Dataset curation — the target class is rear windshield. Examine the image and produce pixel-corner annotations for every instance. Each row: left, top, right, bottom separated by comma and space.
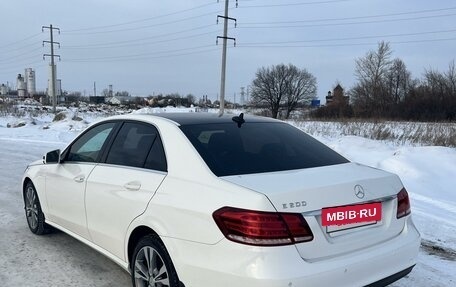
180, 122, 348, 176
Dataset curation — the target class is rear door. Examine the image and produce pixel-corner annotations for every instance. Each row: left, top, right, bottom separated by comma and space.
85, 121, 167, 260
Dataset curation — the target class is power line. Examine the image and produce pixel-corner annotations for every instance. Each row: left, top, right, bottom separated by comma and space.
63, 2, 217, 33
61, 25, 216, 48
240, 28, 456, 45
0, 60, 46, 71
236, 37, 456, 48
61, 30, 219, 50
0, 61, 47, 76
64, 25, 216, 48
0, 46, 43, 62
242, 6, 456, 25
0, 53, 43, 66
239, 13, 456, 29
64, 45, 214, 62
63, 47, 220, 63
62, 11, 221, 35
239, 0, 356, 8
0, 33, 41, 50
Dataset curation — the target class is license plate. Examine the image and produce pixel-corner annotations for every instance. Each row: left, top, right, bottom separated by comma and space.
321, 202, 382, 227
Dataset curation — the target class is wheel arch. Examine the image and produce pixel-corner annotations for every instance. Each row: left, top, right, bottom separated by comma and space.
127, 225, 160, 268
127, 225, 186, 287
23, 177, 32, 190
22, 177, 33, 201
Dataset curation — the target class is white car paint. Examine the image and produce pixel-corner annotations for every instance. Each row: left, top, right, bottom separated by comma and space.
22, 113, 420, 287
44, 162, 96, 240
85, 164, 166, 260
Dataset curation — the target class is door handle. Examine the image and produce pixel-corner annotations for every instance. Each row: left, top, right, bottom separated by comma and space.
74, 175, 85, 183
124, 181, 141, 191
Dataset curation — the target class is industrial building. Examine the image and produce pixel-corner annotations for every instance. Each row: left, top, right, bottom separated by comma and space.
16, 74, 27, 98
25, 68, 36, 97
1, 68, 37, 100
0, 67, 61, 104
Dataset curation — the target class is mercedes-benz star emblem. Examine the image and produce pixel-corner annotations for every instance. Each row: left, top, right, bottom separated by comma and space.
354, 185, 365, 199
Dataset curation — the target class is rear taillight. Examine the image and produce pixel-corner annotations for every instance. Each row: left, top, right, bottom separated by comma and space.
213, 207, 313, 246
396, 188, 411, 219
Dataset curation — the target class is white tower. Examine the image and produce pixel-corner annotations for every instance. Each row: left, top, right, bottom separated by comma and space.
25, 68, 36, 97
16, 74, 27, 98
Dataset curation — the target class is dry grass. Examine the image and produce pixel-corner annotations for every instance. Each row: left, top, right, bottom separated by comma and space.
292, 120, 456, 147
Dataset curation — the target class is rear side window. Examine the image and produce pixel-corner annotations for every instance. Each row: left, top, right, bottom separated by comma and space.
106, 122, 167, 171
181, 122, 348, 176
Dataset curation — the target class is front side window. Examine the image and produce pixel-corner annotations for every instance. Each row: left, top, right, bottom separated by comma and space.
67, 122, 116, 163
105, 122, 167, 171
181, 122, 349, 176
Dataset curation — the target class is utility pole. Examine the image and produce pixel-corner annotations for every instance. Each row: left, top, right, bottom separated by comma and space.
94, 81, 97, 97
42, 24, 60, 114
217, 0, 238, 116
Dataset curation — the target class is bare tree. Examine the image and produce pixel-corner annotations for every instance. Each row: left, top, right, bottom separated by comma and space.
251, 64, 289, 118
387, 58, 411, 105
251, 64, 317, 118
353, 41, 393, 114
186, 94, 196, 106
355, 41, 392, 87
445, 60, 456, 95
114, 91, 130, 98
284, 66, 317, 118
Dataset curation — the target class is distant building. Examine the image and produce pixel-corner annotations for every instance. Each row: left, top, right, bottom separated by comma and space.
25, 68, 36, 97
16, 74, 27, 98
0, 84, 8, 96
326, 84, 349, 105
106, 96, 121, 105
89, 96, 106, 104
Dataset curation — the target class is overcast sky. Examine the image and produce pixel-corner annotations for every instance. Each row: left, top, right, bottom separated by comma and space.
1, 0, 455, 102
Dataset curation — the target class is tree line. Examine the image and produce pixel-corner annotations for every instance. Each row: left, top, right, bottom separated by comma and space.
313, 41, 456, 121
250, 41, 456, 121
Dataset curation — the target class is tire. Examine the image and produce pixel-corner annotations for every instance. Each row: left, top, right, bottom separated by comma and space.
24, 181, 52, 235
131, 234, 180, 287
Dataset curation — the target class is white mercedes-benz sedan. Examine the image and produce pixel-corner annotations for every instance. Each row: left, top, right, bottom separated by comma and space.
22, 113, 420, 287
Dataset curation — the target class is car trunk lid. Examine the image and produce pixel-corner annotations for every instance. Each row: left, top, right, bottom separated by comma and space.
222, 162, 405, 261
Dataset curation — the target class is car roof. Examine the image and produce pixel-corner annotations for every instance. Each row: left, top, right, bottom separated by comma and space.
133, 112, 279, 126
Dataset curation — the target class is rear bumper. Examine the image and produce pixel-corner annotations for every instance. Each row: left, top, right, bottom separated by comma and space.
163, 217, 420, 287
365, 265, 414, 287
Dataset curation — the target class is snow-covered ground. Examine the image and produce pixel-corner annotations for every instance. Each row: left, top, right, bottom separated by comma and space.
0, 107, 455, 286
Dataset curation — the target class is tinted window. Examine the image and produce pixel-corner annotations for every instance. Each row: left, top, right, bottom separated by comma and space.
67, 123, 115, 163
181, 122, 348, 176
144, 136, 167, 172
106, 123, 157, 168
106, 123, 166, 171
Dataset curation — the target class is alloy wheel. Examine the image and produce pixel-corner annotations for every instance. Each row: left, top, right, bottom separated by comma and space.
134, 246, 170, 287
25, 186, 38, 230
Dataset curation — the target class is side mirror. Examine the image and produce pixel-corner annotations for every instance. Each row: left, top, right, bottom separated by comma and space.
43, 149, 61, 164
